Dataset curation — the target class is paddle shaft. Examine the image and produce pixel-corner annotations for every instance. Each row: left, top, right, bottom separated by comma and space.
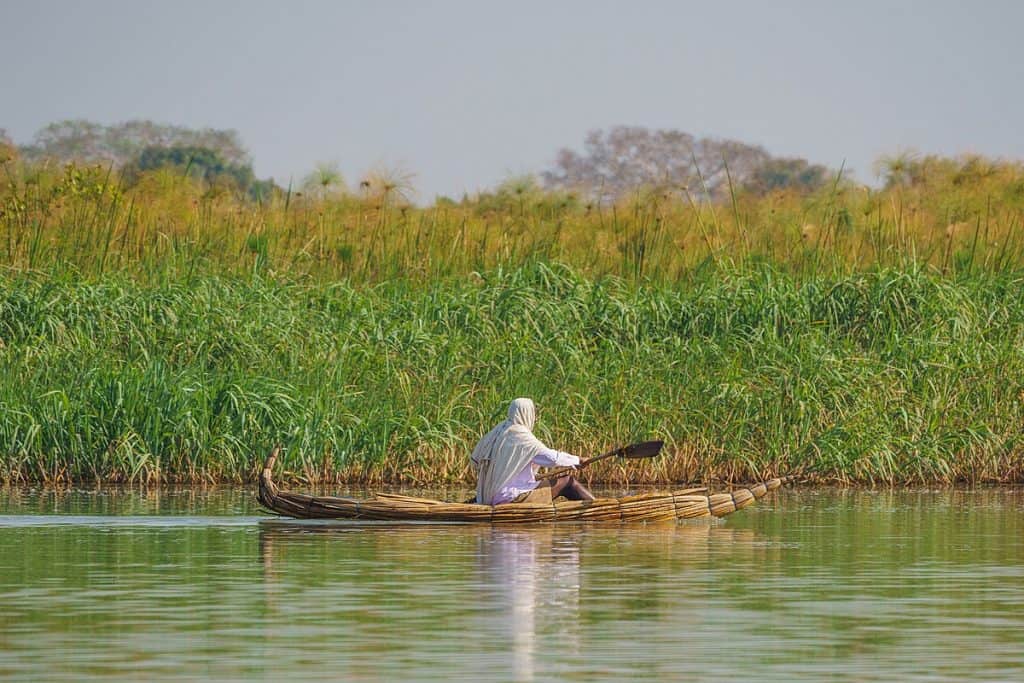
544, 446, 638, 480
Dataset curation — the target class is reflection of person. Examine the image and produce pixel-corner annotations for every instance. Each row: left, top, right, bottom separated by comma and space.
470, 398, 596, 505
481, 528, 582, 682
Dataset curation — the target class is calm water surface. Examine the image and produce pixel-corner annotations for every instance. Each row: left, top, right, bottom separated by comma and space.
0, 487, 1021, 682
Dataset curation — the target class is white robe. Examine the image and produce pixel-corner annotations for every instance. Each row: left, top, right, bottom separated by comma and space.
470, 398, 576, 505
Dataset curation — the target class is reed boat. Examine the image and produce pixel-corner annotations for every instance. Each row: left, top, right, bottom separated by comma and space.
257, 449, 792, 523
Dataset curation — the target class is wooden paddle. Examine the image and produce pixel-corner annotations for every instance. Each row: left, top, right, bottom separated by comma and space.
543, 439, 665, 480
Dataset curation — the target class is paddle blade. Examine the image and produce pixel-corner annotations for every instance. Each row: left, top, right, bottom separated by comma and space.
619, 440, 664, 459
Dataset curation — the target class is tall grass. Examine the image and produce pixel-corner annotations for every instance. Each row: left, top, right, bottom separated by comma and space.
3, 155, 1024, 283
0, 262, 1021, 485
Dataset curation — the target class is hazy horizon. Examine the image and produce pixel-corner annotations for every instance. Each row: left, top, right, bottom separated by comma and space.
4, 0, 1023, 199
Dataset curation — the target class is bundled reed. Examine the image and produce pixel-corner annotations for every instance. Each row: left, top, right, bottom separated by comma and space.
257, 449, 791, 524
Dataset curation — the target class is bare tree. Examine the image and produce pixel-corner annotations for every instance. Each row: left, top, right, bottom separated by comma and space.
542, 126, 828, 201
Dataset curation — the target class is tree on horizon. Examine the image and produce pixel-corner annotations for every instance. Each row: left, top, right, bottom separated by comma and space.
16, 119, 250, 168
542, 125, 832, 201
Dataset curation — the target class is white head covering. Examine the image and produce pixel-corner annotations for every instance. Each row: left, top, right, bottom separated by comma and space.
470, 398, 548, 504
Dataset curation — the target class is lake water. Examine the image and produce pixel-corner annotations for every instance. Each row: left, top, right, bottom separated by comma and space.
0, 488, 1022, 682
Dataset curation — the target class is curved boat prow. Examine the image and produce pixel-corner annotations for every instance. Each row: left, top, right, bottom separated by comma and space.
258, 446, 281, 511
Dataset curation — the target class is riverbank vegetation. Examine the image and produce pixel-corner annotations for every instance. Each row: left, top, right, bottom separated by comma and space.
1, 130, 1023, 485
1, 264, 1021, 486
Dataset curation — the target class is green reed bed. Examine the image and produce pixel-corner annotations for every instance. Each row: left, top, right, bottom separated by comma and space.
0, 262, 1021, 485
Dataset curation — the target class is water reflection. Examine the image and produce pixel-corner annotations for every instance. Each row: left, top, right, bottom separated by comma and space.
257, 522, 587, 681
476, 528, 580, 681
1, 489, 1022, 682
255, 521, 761, 682
471, 524, 763, 681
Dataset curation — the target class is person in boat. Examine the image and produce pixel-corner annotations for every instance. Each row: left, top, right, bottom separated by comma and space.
470, 398, 596, 505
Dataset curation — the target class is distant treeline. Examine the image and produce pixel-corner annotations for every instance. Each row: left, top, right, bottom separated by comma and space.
1, 121, 274, 201
3, 119, 839, 204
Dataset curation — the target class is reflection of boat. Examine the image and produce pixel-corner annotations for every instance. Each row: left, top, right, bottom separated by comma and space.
257, 449, 792, 523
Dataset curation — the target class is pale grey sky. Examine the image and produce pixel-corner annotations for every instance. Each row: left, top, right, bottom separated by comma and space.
3, 0, 1023, 199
